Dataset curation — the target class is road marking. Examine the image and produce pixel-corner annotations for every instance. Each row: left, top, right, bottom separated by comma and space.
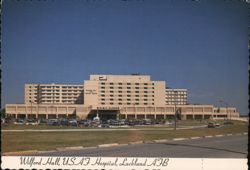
243, 132, 248, 135
190, 137, 201, 139
215, 135, 224, 137
226, 134, 233, 136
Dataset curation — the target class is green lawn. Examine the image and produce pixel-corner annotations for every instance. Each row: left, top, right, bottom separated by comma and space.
1, 121, 248, 153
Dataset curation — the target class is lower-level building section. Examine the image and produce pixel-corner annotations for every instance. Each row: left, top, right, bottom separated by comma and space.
5, 104, 240, 120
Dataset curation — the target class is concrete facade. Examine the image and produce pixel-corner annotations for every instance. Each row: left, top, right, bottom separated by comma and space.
5, 74, 240, 120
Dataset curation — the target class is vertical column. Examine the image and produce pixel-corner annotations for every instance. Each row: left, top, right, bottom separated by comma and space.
66, 107, 69, 118
202, 114, 205, 119
25, 114, 28, 119
154, 114, 157, 119
135, 114, 137, 119
125, 114, 127, 119
192, 114, 195, 120
46, 114, 48, 119
164, 114, 166, 119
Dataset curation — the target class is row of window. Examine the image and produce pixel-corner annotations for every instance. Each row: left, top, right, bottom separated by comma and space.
100, 94, 154, 97
100, 86, 154, 89
100, 98, 154, 101
100, 82, 154, 86
100, 90, 154, 94
100, 102, 155, 105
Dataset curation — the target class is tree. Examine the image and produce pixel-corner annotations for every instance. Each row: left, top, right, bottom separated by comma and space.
1, 108, 6, 118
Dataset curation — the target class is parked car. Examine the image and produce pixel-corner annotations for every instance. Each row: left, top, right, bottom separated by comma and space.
101, 123, 110, 128
14, 119, 25, 125
59, 119, 69, 126
26, 119, 38, 125
38, 119, 48, 125
78, 119, 90, 127
47, 119, 60, 126
1, 118, 5, 124
68, 119, 78, 126
208, 122, 220, 128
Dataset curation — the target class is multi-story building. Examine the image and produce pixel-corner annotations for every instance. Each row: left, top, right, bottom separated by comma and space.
165, 88, 187, 105
84, 74, 165, 107
24, 84, 83, 104
5, 74, 240, 120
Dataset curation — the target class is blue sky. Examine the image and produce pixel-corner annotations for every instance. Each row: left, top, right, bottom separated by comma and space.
2, 0, 249, 115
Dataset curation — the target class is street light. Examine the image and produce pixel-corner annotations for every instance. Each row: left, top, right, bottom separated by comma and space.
219, 100, 230, 120
174, 93, 177, 130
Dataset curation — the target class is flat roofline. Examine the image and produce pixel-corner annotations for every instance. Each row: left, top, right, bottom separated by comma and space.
25, 84, 83, 86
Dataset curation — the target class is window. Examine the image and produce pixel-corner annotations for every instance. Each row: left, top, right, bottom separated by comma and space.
135, 87, 139, 89
101, 87, 105, 89
144, 87, 148, 89
118, 87, 122, 89
118, 83, 122, 85
110, 83, 114, 85
118, 91, 122, 93
127, 83, 131, 85
127, 87, 131, 89
110, 95, 114, 97
101, 90, 105, 93
127, 91, 131, 93
127, 95, 131, 97
144, 83, 148, 85
135, 83, 139, 85
135, 91, 139, 93
110, 87, 114, 89
118, 98, 122, 101
118, 103, 122, 105
118, 95, 122, 97
110, 91, 114, 93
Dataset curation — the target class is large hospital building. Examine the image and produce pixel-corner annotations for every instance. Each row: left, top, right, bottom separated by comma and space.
6, 74, 240, 120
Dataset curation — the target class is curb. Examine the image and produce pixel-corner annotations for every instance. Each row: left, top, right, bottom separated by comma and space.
190, 137, 201, 140
143, 140, 155, 144
204, 135, 213, 138
3, 150, 38, 156
129, 141, 143, 145
98, 143, 119, 148
173, 138, 187, 141
153, 139, 168, 143
3, 132, 247, 155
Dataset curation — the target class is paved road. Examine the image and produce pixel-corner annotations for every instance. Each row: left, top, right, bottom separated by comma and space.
33, 134, 248, 158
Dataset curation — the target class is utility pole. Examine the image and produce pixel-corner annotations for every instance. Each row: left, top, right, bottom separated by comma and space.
174, 92, 177, 130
